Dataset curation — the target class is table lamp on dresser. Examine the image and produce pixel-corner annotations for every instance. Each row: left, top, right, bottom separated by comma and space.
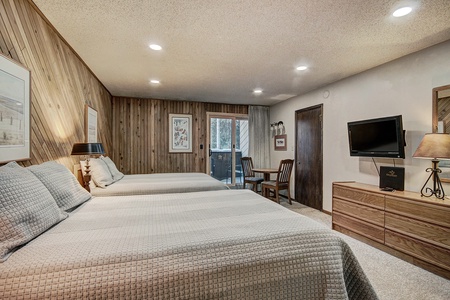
413, 133, 450, 199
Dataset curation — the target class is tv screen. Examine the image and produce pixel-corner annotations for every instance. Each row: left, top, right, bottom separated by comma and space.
348, 115, 405, 158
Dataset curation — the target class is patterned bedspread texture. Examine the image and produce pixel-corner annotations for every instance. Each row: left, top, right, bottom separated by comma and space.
91, 173, 229, 196
0, 190, 377, 299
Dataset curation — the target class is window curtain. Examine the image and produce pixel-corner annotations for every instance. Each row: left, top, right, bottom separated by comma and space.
249, 105, 270, 169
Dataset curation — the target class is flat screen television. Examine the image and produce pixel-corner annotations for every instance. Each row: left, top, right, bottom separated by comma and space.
347, 115, 405, 158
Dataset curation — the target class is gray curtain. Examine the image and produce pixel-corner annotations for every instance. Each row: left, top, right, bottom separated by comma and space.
249, 105, 270, 168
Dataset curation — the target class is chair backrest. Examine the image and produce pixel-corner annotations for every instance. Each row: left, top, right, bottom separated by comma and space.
276, 159, 294, 185
241, 157, 255, 177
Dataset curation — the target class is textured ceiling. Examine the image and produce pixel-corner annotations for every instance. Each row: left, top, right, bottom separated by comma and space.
32, 0, 450, 106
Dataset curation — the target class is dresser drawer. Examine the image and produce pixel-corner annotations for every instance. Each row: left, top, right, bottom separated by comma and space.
333, 185, 384, 209
385, 212, 450, 249
385, 196, 450, 227
333, 211, 385, 243
333, 197, 384, 227
385, 230, 450, 272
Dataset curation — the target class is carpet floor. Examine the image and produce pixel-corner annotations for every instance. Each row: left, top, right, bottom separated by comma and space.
280, 199, 450, 300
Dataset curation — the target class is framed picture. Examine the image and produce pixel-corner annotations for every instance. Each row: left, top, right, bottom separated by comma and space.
169, 114, 192, 153
274, 134, 287, 151
0, 54, 31, 163
85, 104, 98, 142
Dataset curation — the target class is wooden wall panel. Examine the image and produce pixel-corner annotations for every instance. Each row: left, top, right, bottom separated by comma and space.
0, 0, 112, 169
112, 97, 248, 174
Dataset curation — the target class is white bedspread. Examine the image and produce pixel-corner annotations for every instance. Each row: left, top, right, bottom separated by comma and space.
91, 172, 229, 196
0, 190, 377, 299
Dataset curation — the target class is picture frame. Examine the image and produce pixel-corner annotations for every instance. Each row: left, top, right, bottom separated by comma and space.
0, 54, 31, 163
274, 134, 287, 151
85, 104, 98, 143
169, 114, 192, 153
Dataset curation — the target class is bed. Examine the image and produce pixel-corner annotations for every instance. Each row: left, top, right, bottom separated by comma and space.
76, 156, 229, 196
1, 161, 377, 299
89, 172, 229, 196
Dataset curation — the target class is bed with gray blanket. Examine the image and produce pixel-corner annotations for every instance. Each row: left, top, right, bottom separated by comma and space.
89, 172, 229, 196
0, 188, 378, 299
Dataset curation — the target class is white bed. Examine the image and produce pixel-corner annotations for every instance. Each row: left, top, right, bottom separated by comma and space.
89, 172, 229, 196
0, 188, 378, 299
76, 157, 229, 196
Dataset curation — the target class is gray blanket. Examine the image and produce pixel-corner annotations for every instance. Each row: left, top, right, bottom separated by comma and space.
91, 172, 229, 196
0, 190, 377, 299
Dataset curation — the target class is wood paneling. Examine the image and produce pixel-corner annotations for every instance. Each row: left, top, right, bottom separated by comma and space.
112, 97, 248, 174
0, 0, 112, 169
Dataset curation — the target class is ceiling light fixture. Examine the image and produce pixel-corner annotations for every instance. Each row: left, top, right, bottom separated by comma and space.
149, 44, 162, 51
253, 89, 263, 94
150, 80, 160, 84
393, 7, 412, 17
296, 66, 308, 71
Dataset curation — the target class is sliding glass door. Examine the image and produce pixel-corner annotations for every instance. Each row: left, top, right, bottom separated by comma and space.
207, 113, 248, 187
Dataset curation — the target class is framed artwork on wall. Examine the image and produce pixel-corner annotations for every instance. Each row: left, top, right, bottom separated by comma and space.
85, 104, 98, 143
274, 134, 287, 151
169, 114, 192, 153
0, 54, 31, 163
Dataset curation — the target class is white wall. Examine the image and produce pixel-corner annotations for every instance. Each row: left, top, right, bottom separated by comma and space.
270, 40, 450, 212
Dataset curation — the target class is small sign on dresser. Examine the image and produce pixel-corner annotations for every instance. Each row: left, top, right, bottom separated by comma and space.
379, 166, 405, 191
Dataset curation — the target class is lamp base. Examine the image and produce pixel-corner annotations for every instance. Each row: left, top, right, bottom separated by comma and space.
420, 160, 445, 200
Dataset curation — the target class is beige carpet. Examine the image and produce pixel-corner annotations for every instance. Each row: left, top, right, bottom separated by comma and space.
280, 199, 450, 300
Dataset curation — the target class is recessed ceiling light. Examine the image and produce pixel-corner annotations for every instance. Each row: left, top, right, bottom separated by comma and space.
393, 7, 412, 17
253, 89, 263, 94
150, 79, 160, 84
296, 65, 308, 71
149, 44, 162, 51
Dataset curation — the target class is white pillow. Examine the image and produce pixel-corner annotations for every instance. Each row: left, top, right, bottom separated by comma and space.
81, 158, 114, 188
28, 161, 91, 211
0, 164, 68, 262
100, 156, 124, 181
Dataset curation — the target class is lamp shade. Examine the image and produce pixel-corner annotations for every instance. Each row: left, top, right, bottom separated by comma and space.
413, 133, 450, 160
71, 143, 105, 155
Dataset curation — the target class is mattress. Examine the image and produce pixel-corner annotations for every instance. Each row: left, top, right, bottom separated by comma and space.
0, 189, 377, 299
90, 172, 229, 196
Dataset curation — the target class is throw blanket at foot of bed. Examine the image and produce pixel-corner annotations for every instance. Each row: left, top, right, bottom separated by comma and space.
0, 190, 378, 299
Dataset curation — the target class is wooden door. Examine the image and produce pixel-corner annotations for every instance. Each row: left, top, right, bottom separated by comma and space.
295, 105, 323, 210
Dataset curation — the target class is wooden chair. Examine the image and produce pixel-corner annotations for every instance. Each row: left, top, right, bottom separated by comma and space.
241, 157, 264, 193
262, 159, 294, 204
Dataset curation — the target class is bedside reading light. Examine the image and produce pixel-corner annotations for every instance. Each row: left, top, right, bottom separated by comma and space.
413, 133, 450, 199
71, 143, 104, 191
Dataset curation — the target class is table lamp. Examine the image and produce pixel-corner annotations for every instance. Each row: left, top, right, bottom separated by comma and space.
71, 143, 104, 191
413, 133, 450, 199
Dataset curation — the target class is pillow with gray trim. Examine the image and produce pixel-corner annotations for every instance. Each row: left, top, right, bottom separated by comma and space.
28, 161, 91, 211
0, 165, 68, 262
100, 156, 124, 181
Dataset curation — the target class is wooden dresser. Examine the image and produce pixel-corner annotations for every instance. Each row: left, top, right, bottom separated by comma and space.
332, 181, 450, 279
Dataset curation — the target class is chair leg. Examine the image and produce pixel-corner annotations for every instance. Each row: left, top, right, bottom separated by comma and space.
287, 187, 292, 205
275, 189, 280, 204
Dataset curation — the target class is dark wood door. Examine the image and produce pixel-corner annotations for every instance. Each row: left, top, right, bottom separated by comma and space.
295, 105, 323, 210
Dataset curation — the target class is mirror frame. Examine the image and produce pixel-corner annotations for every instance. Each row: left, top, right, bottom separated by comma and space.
432, 84, 450, 183
432, 84, 450, 133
